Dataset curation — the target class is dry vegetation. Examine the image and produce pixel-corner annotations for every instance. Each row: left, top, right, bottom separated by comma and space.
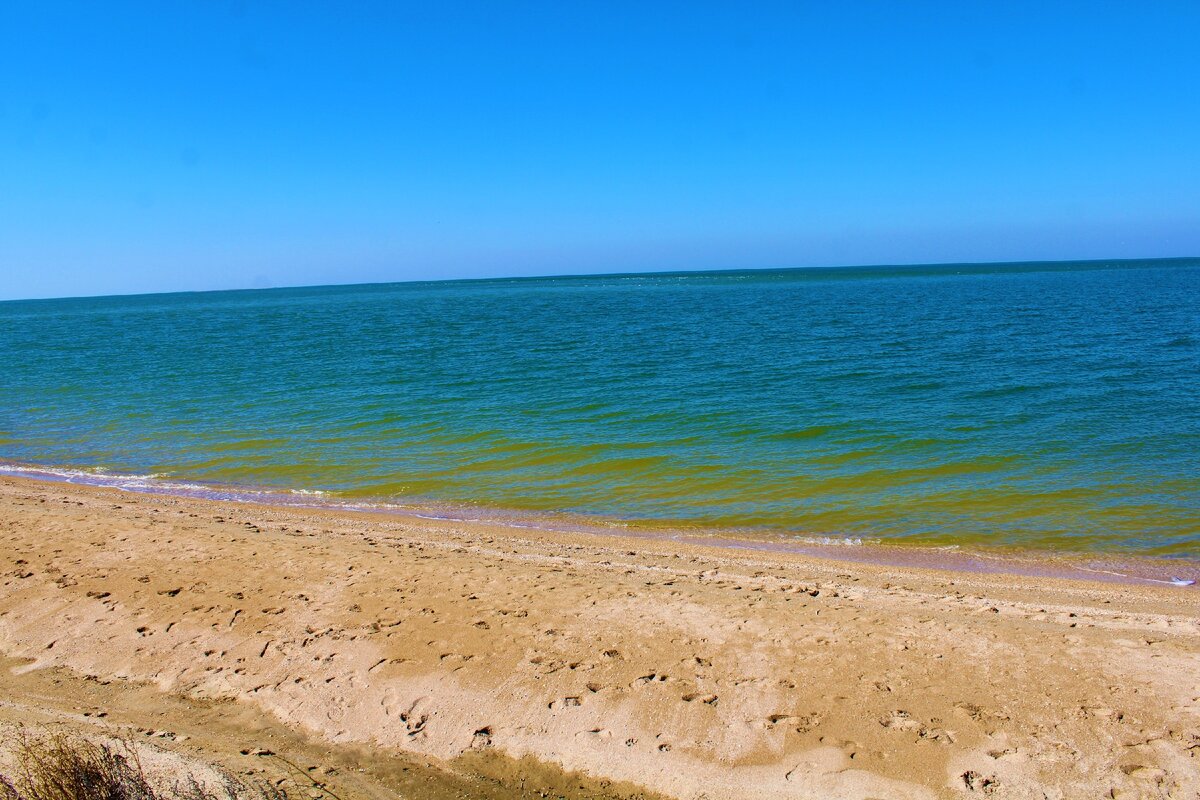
0, 733, 289, 800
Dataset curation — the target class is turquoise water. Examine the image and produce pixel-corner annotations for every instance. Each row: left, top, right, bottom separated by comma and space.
2, 259, 1198, 556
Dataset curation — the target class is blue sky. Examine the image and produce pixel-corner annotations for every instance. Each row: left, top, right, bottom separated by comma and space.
2, 2, 1198, 300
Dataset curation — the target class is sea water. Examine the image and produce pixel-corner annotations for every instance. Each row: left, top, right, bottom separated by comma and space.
2, 259, 1197, 556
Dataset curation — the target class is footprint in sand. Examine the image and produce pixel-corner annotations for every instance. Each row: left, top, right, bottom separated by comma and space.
681, 693, 718, 705
879, 710, 923, 731
631, 672, 669, 688
471, 726, 493, 749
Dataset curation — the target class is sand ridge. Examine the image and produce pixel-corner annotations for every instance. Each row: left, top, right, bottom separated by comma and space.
1, 476, 1198, 799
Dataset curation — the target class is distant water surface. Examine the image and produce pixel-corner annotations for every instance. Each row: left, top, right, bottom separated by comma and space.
2, 259, 1198, 556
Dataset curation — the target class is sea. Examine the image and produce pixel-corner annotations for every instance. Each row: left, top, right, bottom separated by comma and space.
2, 258, 1198, 566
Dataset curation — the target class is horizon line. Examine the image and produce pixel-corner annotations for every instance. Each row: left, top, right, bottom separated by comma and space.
3, 253, 1197, 305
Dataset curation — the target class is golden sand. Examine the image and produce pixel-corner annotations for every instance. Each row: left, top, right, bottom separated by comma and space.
1, 476, 1197, 799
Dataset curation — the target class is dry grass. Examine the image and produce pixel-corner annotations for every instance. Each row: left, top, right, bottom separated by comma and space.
0, 733, 289, 800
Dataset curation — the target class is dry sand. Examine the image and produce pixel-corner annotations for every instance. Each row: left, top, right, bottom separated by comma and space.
0, 475, 1197, 799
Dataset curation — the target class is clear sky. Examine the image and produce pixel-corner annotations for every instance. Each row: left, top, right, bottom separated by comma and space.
2, 2, 1198, 300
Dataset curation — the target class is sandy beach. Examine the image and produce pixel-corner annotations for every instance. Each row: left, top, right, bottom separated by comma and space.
1, 475, 1197, 799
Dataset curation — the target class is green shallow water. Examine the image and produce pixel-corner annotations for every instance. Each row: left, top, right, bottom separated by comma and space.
2, 258, 1198, 556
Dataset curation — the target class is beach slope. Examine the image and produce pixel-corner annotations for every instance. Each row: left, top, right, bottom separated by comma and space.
1, 476, 1197, 799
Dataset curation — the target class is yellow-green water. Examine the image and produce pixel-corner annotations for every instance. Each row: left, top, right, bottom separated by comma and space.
2, 259, 1198, 557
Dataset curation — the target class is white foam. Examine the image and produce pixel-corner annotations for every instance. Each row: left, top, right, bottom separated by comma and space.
1, 462, 235, 497
795, 535, 866, 546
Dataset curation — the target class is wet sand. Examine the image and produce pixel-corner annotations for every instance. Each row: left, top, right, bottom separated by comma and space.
1, 475, 1198, 799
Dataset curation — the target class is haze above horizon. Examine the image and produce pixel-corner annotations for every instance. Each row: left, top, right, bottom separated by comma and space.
3, 2, 1199, 301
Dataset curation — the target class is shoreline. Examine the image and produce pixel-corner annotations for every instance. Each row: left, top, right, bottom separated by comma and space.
2, 460, 1197, 590
2, 474, 1199, 798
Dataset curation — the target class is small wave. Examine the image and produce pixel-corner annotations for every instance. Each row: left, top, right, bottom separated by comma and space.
0, 462, 278, 502
964, 383, 1053, 400
1073, 563, 1197, 587
0, 463, 177, 490
793, 535, 867, 546
765, 424, 849, 442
